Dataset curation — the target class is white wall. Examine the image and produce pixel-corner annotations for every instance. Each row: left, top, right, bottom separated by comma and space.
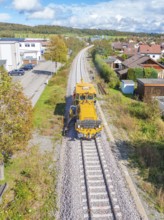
19, 41, 42, 60
149, 54, 161, 61
141, 53, 161, 61
0, 42, 21, 71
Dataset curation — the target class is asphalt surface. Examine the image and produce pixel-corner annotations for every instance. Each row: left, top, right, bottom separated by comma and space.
12, 60, 60, 107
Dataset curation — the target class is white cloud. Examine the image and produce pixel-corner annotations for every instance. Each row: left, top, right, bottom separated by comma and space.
28, 7, 55, 20
11, 0, 164, 33
13, 0, 41, 11
49, 0, 164, 33
0, 13, 10, 21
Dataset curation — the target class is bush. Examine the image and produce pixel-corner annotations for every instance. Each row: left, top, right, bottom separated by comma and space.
127, 67, 157, 81
94, 54, 120, 88
144, 68, 158, 79
127, 68, 136, 81
135, 68, 144, 79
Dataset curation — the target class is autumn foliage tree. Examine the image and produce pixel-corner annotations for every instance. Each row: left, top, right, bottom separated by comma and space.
0, 67, 33, 157
44, 35, 68, 63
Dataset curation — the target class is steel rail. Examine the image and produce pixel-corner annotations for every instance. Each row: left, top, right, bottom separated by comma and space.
80, 140, 92, 220
79, 138, 122, 219
94, 138, 116, 220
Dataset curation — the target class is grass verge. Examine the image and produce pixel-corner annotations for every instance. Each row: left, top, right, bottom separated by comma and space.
33, 67, 68, 139
0, 62, 70, 219
0, 146, 56, 219
101, 87, 164, 213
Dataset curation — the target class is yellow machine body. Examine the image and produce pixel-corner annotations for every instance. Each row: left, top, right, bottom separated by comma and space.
73, 80, 96, 105
69, 79, 103, 139
75, 102, 102, 138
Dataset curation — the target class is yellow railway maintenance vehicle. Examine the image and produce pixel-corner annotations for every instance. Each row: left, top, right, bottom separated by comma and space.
69, 80, 103, 139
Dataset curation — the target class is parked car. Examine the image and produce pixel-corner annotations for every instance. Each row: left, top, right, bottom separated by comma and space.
8, 69, 25, 76
22, 64, 33, 70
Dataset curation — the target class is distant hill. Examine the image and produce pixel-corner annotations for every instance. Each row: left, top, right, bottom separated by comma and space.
0, 22, 163, 38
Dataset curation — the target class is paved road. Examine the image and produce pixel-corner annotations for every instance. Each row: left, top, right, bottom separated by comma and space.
12, 60, 60, 107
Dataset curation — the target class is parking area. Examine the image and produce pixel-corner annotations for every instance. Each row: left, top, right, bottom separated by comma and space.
11, 60, 61, 107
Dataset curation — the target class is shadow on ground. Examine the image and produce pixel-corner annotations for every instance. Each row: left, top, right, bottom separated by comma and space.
32, 70, 52, 75
61, 95, 77, 139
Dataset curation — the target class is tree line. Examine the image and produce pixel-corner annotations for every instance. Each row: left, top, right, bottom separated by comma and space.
0, 22, 163, 38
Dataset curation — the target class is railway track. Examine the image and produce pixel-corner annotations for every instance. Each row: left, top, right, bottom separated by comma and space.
78, 138, 122, 220
97, 83, 107, 95
59, 47, 142, 220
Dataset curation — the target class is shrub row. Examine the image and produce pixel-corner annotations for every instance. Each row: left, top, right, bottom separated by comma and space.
93, 54, 120, 88
127, 67, 158, 81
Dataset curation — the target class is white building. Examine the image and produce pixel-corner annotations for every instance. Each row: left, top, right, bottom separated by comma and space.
19, 40, 42, 64
0, 41, 21, 71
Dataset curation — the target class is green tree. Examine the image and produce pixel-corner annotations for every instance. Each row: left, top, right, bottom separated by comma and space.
127, 68, 136, 81
65, 37, 85, 56
44, 35, 68, 63
0, 67, 33, 156
134, 68, 144, 79
121, 54, 128, 61
92, 39, 113, 57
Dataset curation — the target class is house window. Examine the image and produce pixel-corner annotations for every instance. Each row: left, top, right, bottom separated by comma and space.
25, 44, 30, 47
31, 44, 35, 47
19, 44, 22, 47
153, 55, 155, 58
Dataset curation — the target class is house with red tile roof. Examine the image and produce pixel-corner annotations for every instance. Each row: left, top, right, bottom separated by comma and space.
117, 54, 164, 79
138, 44, 161, 61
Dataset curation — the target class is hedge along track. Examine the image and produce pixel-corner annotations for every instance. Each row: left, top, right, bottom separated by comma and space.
78, 137, 122, 220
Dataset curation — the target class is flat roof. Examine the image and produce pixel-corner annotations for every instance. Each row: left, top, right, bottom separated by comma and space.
137, 78, 164, 86
0, 38, 24, 42
117, 69, 128, 75
122, 80, 135, 85
0, 41, 18, 44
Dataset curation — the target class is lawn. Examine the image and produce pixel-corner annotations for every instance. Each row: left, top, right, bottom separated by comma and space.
102, 87, 164, 213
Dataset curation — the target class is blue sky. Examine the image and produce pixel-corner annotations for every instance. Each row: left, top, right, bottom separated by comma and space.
0, 0, 164, 33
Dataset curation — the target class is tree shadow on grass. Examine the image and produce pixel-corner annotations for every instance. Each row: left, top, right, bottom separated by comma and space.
54, 103, 65, 116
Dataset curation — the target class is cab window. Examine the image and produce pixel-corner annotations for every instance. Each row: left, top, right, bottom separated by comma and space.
88, 95, 93, 100
80, 95, 85, 100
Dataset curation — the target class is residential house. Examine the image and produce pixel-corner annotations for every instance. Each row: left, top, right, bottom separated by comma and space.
137, 78, 164, 100
0, 40, 21, 71
105, 56, 123, 69
138, 44, 161, 61
161, 43, 164, 57
112, 42, 124, 52
123, 47, 138, 57
117, 54, 164, 79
